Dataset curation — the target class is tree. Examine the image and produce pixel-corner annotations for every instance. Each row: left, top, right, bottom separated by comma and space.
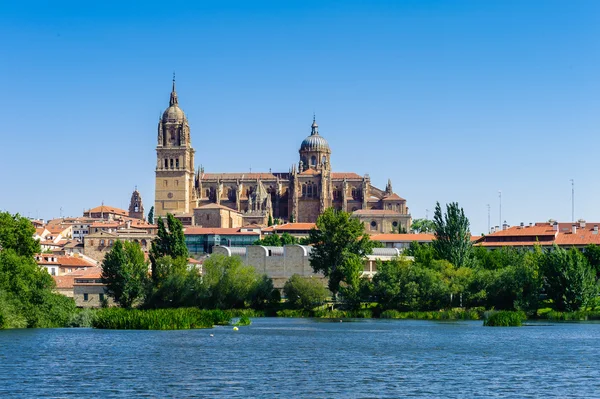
198, 254, 259, 309
289, 214, 295, 223
432, 202, 473, 268
149, 214, 188, 281
147, 206, 154, 224
540, 246, 597, 312
0, 212, 76, 328
254, 232, 299, 247
101, 241, 149, 308
583, 244, 600, 278
411, 218, 435, 234
268, 214, 273, 227
307, 208, 377, 296
250, 275, 280, 309
283, 274, 329, 310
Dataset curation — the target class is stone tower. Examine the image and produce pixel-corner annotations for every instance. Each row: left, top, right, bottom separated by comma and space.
155, 77, 196, 217
128, 189, 145, 220
299, 116, 331, 172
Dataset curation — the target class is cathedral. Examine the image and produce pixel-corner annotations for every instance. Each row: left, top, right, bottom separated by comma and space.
155, 79, 412, 233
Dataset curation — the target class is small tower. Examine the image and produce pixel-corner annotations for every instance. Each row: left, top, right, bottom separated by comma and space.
385, 179, 393, 195
299, 116, 331, 172
129, 189, 145, 220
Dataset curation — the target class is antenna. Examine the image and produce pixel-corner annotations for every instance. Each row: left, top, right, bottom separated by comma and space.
570, 179, 575, 222
498, 190, 502, 228
487, 204, 490, 233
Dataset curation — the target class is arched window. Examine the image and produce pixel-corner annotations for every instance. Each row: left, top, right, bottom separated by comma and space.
176, 159, 179, 168
302, 184, 307, 197
205, 189, 210, 198
392, 221, 398, 228
228, 187, 236, 201
322, 155, 326, 164
164, 159, 168, 168
170, 159, 174, 168
307, 184, 313, 197
370, 221, 377, 231
311, 156, 317, 166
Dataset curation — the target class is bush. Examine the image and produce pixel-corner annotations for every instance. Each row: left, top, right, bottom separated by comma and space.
92, 308, 232, 330
540, 310, 600, 321
283, 275, 329, 310
483, 311, 525, 327
68, 308, 97, 328
379, 309, 482, 320
276, 309, 309, 318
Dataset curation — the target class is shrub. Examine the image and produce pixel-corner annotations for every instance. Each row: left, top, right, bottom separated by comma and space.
276, 309, 309, 318
91, 308, 233, 330
283, 275, 328, 310
483, 311, 525, 327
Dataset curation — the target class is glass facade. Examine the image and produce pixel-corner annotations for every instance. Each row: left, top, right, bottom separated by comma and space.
185, 234, 259, 254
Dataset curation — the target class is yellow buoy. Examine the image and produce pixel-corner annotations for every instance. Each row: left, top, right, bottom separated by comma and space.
233, 326, 239, 331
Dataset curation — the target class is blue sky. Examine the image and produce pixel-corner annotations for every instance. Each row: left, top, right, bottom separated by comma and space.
1, 0, 598, 234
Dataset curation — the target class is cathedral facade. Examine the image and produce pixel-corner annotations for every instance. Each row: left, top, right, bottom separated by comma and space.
155, 80, 412, 233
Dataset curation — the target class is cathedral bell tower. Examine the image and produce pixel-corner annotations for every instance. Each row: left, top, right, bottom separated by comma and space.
155, 76, 196, 217
299, 116, 331, 172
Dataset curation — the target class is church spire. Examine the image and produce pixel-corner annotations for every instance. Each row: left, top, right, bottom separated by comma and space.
385, 178, 393, 195
311, 114, 318, 135
169, 72, 178, 106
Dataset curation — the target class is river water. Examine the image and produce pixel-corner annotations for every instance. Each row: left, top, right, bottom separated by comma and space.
1, 318, 599, 398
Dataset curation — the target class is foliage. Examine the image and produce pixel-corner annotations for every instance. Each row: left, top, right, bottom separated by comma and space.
254, 232, 299, 246
372, 257, 449, 311
379, 308, 482, 320
410, 218, 435, 234
268, 214, 273, 227
539, 310, 600, 321
197, 255, 260, 309
307, 208, 377, 295
432, 202, 473, 268
0, 212, 77, 328
102, 241, 149, 308
147, 206, 154, 224
289, 214, 295, 223
583, 244, 600, 278
283, 274, 329, 310
483, 310, 525, 327
276, 308, 309, 318
540, 246, 597, 312
144, 256, 201, 308
92, 307, 230, 330
405, 242, 436, 268
232, 315, 252, 326
68, 308, 97, 327
149, 214, 188, 281
249, 274, 280, 309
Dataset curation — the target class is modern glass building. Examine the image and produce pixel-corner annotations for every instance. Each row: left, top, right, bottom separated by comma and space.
184, 227, 260, 255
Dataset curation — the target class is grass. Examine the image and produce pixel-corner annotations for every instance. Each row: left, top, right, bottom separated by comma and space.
92, 308, 235, 330
483, 311, 526, 327
538, 310, 600, 321
380, 309, 482, 320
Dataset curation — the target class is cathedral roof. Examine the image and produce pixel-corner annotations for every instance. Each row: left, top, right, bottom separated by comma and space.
162, 77, 186, 123
331, 172, 362, 179
300, 117, 330, 153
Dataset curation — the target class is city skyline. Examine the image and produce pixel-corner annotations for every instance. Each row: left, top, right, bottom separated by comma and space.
1, 0, 599, 234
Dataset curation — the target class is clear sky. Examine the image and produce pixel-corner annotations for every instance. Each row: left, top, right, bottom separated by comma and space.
1, 0, 599, 234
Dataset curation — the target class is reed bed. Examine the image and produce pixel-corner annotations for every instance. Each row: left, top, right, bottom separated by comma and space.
92, 308, 235, 330
380, 309, 482, 320
483, 311, 526, 327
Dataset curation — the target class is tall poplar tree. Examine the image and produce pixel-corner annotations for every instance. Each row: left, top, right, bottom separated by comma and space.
432, 202, 473, 268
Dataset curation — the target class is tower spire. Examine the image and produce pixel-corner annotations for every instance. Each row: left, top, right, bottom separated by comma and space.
169, 72, 178, 106
311, 114, 318, 135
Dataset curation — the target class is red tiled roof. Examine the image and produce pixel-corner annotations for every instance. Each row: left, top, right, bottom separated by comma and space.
487, 225, 556, 237
299, 169, 320, 175
262, 223, 316, 232
383, 193, 406, 201
53, 275, 76, 289
90, 222, 120, 228
184, 227, 259, 236
331, 172, 362, 179
352, 209, 404, 216
86, 205, 128, 216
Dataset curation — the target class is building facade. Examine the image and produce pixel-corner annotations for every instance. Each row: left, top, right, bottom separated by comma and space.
154, 79, 412, 231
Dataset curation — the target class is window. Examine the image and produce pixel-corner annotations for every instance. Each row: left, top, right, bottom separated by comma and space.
307, 184, 313, 197
322, 155, 326, 164
99, 293, 104, 302
164, 180, 168, 187
370, 221, 377, 231
100, 239, 105, 246
90, 240, 94, 246
170, 159, 174, 168
164, 159, 168, 168
392, 221, 398, 227
108, 240, 113, 246
311, 156, 316, 166
176, 159, 180, 168
302, 184, 307, 197
83, 293, 89, 301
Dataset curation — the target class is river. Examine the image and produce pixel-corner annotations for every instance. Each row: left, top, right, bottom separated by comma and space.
1, 318, 599, 398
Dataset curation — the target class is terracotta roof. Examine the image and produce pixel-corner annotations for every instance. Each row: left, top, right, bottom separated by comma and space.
383, 193, 406, 201
35, 227, 48, 236
90, 222, 120, 228
187, 258, 202, 264
201, 172, 281, 180
299, 169, 320, 176
487, 225, 557, 237
184, 227, 259, 236
36, 254, 97, 267
352, 209, 404, 216
262, 223, 316, 232
478, 241, 555, 247
85, 205, 128, 216
195, 203, 240, 212
331, 172, 362, 179
53, 275, 76, 289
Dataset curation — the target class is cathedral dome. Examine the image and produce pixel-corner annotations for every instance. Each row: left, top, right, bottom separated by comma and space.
300, 118, 330, 152
162, 105, 185, 123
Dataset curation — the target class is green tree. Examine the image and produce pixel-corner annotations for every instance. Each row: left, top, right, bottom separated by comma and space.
268, 214, 273, 227
149, 214, 188, 281
198, 254, 259, 309
410, 218, 435, 234
144, 256, 199, 308
254, 232, 299, 247
289, 214, 295, 223
583, 244, 600, 278
147, 206, 154, 224
307, 208, 377, 296
283, 274, 329, 310
0, 212, 76, 328
101, 241, 149, 308
405, 242, 436, 268
372, 257, 449, 311
250, 275, 280, 309
432, 202, 473, 268
540, 246, 597, 312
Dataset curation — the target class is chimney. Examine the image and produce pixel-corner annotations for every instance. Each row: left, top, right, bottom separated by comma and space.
529, 222, 533, 227
594, 225, 598, 235
579, 219, 586, 228
519, 222, 524, 228
502, 221, 508, 231
126, 220, 131, 229
572, 224, 577, 235
553, 222, 558, 231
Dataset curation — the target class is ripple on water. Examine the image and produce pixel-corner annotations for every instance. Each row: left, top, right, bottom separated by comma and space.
1, 320, 600, 398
